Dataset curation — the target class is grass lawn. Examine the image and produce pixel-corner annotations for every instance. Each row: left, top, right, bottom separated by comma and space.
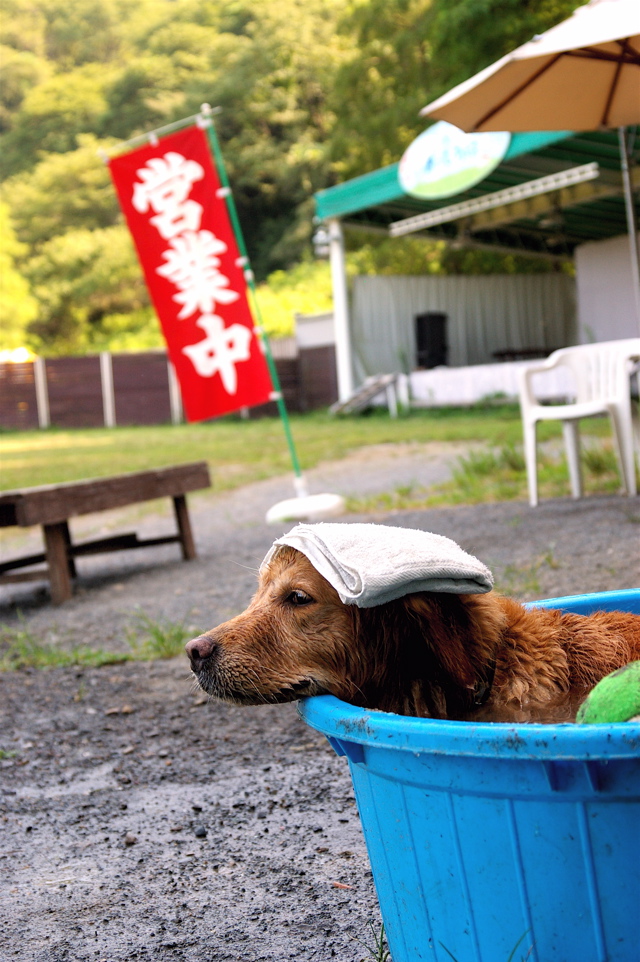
0, 403, 619, 503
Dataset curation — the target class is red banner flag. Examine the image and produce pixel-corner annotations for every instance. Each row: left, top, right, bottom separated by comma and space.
108, 125, 273, 421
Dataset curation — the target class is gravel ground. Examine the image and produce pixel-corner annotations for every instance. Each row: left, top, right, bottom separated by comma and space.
1, 442, 639, 962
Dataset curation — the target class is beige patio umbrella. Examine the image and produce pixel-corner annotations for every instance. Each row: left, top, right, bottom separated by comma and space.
420, 0, 640, 323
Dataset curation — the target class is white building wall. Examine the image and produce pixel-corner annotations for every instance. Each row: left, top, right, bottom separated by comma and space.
350, 273, 577, 374
575, 234, 640, 342
294, 312, 335, 348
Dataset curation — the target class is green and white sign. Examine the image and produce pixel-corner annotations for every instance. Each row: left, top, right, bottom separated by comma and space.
399, 122, 511, 199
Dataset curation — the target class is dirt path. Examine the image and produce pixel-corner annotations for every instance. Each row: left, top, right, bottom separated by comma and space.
1, 444, 639, 961
1, 659, 373, 962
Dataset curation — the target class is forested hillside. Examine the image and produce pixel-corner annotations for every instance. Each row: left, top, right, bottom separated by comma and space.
0, 0, 582, 355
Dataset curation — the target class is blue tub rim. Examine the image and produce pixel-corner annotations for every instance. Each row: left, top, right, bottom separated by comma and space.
298, 588, 640, 761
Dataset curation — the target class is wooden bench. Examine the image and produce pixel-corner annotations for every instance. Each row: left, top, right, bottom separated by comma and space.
0, 462, 211, 604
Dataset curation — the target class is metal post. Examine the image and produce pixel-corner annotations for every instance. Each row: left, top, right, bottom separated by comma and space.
167, 358, 183, 424
618, 127, 640, 333
100, 351, 116, 427
328, 218, 354, 401
33, 356, 50, 429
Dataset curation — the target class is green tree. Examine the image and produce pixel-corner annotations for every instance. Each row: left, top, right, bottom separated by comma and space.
101, 55, 190, 140
0, 201, 39, 350
181, 0, 349, 275
0, 0, 47, 56
0, 0, 168, 174
257, 259, 333, 338
329, 0, 434, 178
23, 225, 149, 354
344, 231, 572, 277
1, 65, 113, 176
2, 136, 119, 247
328, 0, 585, 179
427, 0, 585, 94
37, 0, 125, 68
0, 45, 51, 132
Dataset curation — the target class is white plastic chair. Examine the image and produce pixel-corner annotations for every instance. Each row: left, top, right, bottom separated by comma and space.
518, 339, 640, 507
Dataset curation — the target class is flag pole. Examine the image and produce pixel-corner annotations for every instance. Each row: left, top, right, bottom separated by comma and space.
198, 104, 308, 497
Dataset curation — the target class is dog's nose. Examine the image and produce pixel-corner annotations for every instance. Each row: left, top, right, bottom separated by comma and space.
185, 634, 218, 671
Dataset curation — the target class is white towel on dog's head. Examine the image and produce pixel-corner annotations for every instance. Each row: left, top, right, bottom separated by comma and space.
261, 522, 493, 607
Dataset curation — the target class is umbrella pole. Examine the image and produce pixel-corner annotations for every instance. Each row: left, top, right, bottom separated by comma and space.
618, 127, 640, 333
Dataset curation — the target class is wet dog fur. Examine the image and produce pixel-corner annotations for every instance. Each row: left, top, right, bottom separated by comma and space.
186, 546, 640, 720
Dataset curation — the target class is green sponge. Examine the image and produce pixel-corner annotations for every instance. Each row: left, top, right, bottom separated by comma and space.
576, 661, 640, 724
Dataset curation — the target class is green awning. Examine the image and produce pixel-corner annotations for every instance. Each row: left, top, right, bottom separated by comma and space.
315, 131, 571, 220
314, 128, 638, 257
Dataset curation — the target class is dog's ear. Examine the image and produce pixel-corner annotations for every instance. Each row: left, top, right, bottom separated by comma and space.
400, 592, 504, 714
348, 591, 505, 718
401, 594, 478, 686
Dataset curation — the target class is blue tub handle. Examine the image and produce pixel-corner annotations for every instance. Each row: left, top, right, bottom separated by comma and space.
326, 736, 365, 765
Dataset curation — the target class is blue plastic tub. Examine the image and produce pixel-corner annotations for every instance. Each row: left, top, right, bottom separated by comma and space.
299, 590, 640, 962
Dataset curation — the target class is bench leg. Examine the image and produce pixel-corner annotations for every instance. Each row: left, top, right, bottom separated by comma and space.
173, 495, 196, 560
61, 520, 77, 578
43, 522, 73, 604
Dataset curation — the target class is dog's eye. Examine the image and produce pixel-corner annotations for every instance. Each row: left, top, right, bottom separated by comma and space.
286, 590, 313, 606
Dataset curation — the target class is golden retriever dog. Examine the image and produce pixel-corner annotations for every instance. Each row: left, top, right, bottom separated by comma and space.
186, 545, 640, 721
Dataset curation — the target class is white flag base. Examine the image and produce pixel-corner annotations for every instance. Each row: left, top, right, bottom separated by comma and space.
265, 488, 346, 525
293, 474, 310, 498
